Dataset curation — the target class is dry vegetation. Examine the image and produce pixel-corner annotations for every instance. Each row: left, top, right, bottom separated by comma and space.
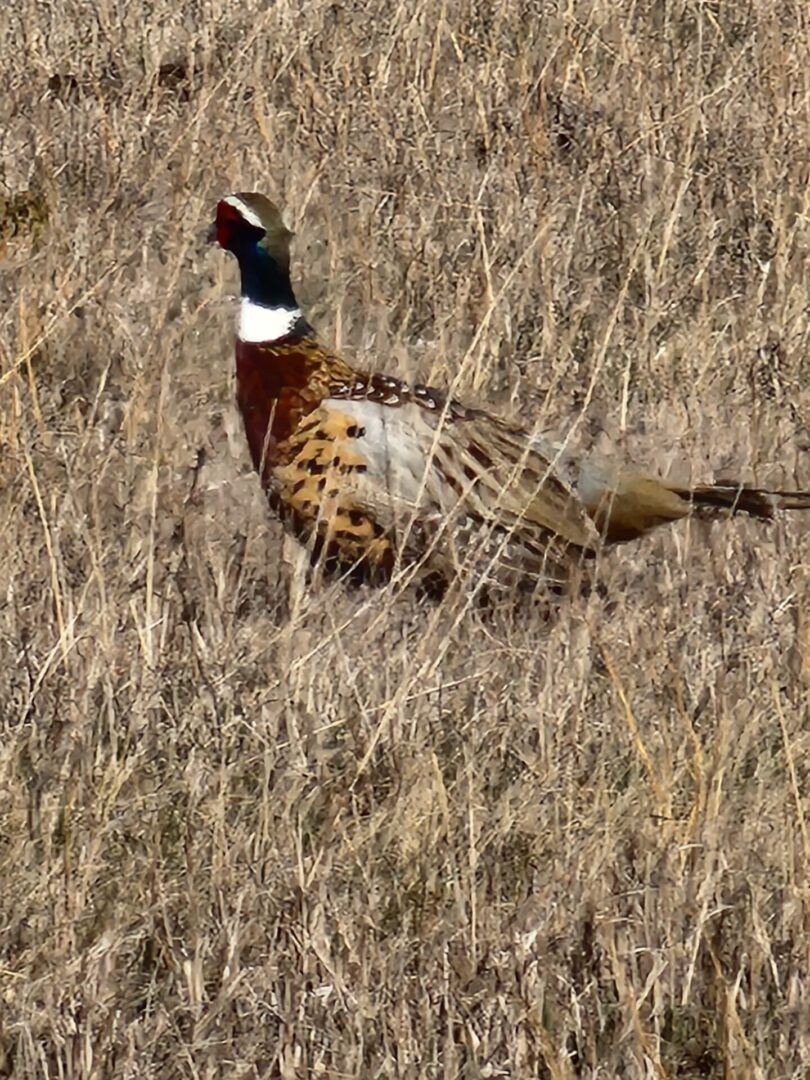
1, 1, 810, 1076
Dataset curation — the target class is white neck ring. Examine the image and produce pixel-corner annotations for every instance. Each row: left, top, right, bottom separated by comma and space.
239, 298, 301, 343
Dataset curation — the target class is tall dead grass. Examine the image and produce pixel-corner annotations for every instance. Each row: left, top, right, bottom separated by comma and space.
1, 1, 809, 1075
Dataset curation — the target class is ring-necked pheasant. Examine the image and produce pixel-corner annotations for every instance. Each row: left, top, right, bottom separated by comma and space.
210, 192, 810, 593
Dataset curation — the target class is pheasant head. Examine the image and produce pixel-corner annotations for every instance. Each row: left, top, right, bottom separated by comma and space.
210, 193, 306, 343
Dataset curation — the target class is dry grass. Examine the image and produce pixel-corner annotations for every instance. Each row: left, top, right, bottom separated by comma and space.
2, 1, 810, 1076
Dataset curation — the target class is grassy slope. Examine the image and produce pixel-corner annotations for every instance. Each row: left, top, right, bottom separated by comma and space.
1, 1, 809, 1075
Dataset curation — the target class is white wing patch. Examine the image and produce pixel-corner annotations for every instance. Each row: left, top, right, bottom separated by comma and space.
323, 397, 434, 509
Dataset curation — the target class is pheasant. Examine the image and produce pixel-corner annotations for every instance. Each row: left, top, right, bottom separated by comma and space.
210, 192, 810, 594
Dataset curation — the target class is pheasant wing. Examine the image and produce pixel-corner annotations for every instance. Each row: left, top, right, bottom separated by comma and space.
444, 413, 602, 550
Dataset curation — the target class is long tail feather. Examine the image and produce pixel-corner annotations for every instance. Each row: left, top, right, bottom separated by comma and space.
679, 483, 810, 520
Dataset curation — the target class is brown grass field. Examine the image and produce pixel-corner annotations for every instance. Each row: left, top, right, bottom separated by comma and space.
2, 1, 809, 1076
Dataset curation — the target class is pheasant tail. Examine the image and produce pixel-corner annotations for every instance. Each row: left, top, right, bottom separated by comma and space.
673, 483, 810, 520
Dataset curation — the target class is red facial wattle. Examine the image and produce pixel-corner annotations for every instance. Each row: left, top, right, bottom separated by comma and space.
214, 199, 265, 250
213, 199, 241, 249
